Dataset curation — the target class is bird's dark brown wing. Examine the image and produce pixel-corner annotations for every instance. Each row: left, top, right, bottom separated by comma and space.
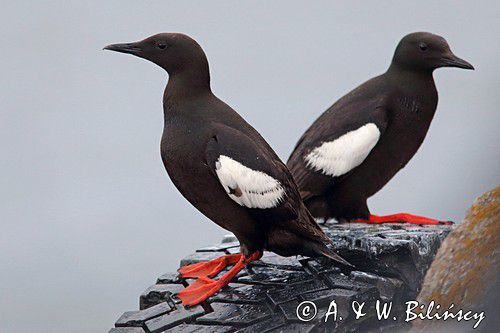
287, 97, 389, 201
205, 123, 326, 241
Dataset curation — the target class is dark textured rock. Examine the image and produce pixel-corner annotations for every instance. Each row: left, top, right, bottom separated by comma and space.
144, 305, 205, 332
250, 252, 305, 271
116, 302, 174, 327
266, 279, 329, 307
350, 271, 404, 302
180, 251, 227, 267
156, 272, 183, 285
163, 323, 234, 332
323, 223, 451, 298
301, 257, 341, 275
234, 270, 300, 286
210, 283, 269, 304
110, 222, 452, 332
108, 328, 146, 333
233, 317, 287, 332
196, 302, 271, 326
140, 283, 184, 310
277, 299, 305, 322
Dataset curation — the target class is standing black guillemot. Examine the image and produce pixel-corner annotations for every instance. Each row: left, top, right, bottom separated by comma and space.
104, 33, 350, 306
287, 32, 474, 224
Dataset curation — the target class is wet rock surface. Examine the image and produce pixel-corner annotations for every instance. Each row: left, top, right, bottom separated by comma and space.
109, 223, 451, 332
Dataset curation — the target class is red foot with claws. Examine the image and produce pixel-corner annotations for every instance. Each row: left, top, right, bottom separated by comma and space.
353, 213, 453, 225
178, 251, 262, 306
178, 254, 242, 278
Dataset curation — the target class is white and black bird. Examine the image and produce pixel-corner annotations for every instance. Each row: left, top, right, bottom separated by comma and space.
287, 32, 474, 224
104, 33, 350, 307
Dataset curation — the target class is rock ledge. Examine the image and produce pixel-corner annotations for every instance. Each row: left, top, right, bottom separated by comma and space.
109, 223, 451, 333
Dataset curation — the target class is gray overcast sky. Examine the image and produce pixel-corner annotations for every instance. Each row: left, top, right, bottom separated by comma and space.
1, 1, 498, 332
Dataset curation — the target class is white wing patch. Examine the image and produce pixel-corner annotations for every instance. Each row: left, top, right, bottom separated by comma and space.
215, 155, 285, 209
305, 123, 380, 177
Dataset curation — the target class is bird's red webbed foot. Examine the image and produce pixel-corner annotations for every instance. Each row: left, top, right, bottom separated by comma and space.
352, 213, 453, 225
177, 251, 262, 307
178, 253, 242, 278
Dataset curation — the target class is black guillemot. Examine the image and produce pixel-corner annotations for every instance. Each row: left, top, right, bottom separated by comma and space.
287, 32, 473, 224
104, 33, 350, 306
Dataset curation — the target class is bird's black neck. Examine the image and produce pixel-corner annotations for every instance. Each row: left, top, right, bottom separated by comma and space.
386, 63, 435, 91
164, 61, 211, 101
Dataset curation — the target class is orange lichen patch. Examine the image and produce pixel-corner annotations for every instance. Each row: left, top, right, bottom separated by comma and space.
412, 187, 499, 331
417, 186, 499, 309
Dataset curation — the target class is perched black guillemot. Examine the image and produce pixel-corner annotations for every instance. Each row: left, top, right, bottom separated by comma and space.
287, 32, 474, 224
104, 33, 350, 306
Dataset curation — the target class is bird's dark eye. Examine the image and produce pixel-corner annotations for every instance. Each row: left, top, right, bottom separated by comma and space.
419, 42, 428, 51
156, 42, 168, 50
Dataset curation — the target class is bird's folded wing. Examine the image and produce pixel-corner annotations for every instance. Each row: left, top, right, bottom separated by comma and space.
205, 123, 302, 219
287, 103, 388, 200
304, 122, 381, 177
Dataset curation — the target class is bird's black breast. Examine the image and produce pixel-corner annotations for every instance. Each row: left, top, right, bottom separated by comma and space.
320, 74, 438, 201
161, 120, 210, 196
349, 84, 438, 197
397, 95, 422, 114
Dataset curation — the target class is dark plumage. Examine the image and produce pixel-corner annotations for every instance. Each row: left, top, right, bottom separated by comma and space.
104, 33, 349, 305
287, 32, 473, 223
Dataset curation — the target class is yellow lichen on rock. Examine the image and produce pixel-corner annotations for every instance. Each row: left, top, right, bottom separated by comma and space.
413, 186, 499, 331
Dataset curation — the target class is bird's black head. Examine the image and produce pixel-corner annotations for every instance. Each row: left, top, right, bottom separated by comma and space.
104, 33, 209, 75
391, 32, 474, 72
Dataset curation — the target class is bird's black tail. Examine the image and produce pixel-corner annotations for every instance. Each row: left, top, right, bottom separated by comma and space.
302, 208, 354, 267
267, 204, 352, 267
266, 226, 353, 268
309, 240, 353, 268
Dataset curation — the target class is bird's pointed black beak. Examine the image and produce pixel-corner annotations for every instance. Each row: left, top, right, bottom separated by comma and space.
441, 53, 474, 70
103, 42, 142, 56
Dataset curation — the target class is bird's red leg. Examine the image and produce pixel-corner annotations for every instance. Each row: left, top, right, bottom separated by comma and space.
177, 251, 262, 307
353, 213, 453, 225
178, 254, 242, 278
